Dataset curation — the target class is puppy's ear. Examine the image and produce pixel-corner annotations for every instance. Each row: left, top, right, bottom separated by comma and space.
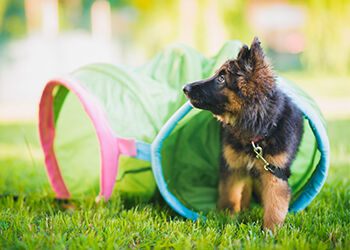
248, 37, 275, 90
237, 44, 249, 62
234, 44, 250, 71
249, 37, 266, 68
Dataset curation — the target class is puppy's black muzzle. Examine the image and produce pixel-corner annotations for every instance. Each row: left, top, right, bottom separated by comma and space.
182, 78, 210, 99
182, 84, 191, 95
183, 77, 228, 115
182, 78, 214, 110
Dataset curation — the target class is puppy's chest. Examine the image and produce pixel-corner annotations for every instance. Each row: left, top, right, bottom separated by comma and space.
222, 144, 259, 171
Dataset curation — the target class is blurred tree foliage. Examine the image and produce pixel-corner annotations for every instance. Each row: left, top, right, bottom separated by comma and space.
296, 0, 350, 75
0, 0, 349, 74
58, 0, 92, 30
128, 0, 350, 74
129, 0, 252, 57
130, 0, 179, 57
58, 0, 130, 31
220, 0, 253, 45
0, 0, 26, 41
0, 0, 9, 31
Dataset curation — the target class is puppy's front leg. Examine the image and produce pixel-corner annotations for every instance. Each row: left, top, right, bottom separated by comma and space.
260, 172, 291, 231
218, 173, 252, 215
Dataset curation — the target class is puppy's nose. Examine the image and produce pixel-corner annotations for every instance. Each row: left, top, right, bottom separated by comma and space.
183, 84, 191, 94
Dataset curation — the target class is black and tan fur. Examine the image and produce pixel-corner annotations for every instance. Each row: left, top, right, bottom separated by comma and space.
183, 37, 303, 231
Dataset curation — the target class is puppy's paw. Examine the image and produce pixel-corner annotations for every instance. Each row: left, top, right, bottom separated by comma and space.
217, 200, 240, 217
263, 220, 283, 233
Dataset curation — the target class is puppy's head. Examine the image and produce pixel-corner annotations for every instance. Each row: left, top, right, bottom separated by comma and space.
183, 37, 275, 125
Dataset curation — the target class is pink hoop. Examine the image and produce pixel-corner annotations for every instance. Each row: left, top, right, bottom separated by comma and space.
39, 76, 137, 201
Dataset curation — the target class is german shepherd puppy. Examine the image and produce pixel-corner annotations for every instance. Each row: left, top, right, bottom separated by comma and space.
183, 37, 303, 231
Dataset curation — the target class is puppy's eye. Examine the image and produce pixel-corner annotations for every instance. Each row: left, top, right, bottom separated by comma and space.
217, 75, 226, 85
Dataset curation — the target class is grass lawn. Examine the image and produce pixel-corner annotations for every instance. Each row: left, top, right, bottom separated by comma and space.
0, 118, 349, 249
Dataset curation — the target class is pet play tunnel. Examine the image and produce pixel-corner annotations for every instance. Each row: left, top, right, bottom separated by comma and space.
39, 40, 330, 219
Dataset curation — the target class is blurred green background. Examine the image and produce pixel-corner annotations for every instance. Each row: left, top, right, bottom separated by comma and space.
0, 2, 349, 248
0, 0, 349, 119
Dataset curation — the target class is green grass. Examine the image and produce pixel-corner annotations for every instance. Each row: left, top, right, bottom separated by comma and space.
0, 119, 349, 249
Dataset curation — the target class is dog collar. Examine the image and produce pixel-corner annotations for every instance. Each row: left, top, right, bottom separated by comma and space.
264, 165, 289, 181
250, 121, 277, 144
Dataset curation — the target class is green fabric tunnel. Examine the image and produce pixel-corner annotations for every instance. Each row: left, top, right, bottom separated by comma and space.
38, 40, 329, 219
